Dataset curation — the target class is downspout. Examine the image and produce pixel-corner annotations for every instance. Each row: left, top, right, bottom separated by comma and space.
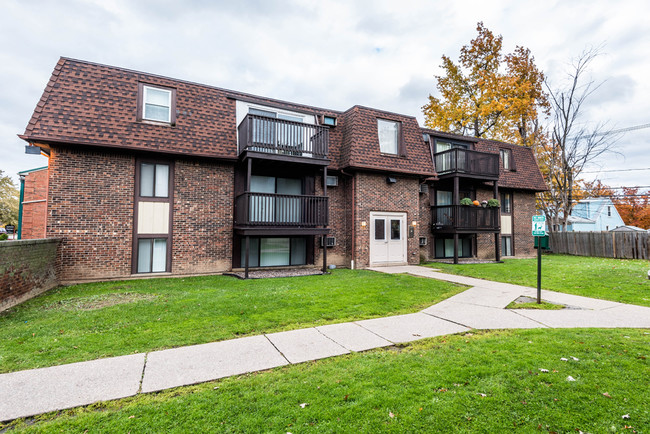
17, 174, 25, 240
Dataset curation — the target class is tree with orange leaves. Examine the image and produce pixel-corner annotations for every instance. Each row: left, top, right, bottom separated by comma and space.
612, 187, 650, 229
422, 22, 549, 147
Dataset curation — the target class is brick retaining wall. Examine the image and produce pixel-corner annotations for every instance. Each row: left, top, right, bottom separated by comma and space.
0, 238, 60, 312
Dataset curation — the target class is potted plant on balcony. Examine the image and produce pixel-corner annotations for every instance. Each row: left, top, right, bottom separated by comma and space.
487, 199, 501, 208
460, 197, 473, 206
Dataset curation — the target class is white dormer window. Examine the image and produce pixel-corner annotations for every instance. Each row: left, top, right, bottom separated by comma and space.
378, 119, 399, 154
143, 86, 172, 123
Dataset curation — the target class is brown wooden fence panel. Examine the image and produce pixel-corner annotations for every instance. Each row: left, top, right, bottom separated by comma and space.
549, 231, 648, 259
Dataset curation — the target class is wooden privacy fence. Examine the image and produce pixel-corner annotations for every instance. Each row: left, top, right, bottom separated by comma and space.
549, 231, 650, 259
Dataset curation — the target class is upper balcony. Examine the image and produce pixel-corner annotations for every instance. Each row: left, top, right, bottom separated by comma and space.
434, 148, 499, 180
431, 205, 500, 234
237, 114, 330, 165
234, 192, 329, 235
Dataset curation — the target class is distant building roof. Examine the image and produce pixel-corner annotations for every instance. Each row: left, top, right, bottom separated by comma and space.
610, 225, 647, 232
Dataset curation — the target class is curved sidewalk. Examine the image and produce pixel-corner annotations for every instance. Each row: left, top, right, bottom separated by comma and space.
2, 265, 649, 422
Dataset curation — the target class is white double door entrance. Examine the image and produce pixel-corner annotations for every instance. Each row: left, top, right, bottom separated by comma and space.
369, 212, 407, 266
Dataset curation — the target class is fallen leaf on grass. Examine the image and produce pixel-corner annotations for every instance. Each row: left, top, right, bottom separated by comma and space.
571, 356, 579, 361
128, 415, 135, 419
299, 403, 309, 408
566, 376, 576, 381
622, 414, 630, 419
477, 393, 487, 397
560, 357, 568, 361
539, 368, 549, 373
389, 411, 394, 418
602, 392, 612, 399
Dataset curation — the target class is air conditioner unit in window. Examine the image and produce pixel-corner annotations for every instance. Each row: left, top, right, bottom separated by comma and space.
320, 236, 336, 247
419, 237, 428, 246
326, 176, 339, 187
419, 183, 429, 194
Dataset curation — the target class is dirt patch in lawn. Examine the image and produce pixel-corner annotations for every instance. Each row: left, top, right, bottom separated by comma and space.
506, 295, 577, 310
43, 293, 159, 311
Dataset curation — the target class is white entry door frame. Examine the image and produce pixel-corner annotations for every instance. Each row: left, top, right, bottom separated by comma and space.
369, 211, 408, 266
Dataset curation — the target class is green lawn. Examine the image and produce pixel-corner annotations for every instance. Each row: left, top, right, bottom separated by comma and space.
0, 270, 464, 374
425, 254, 650, 307
5, 329, 648, 433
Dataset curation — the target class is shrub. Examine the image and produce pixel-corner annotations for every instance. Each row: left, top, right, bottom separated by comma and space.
460, 198, 473, 206
487, 199, 501, 207
0, 233, 8, 241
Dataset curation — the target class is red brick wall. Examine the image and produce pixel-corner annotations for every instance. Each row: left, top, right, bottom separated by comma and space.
172, 160, 234, 273
353, 172, 420, 268
513, 191, 537, 257
47, 147, 135, 281
21, 168, 49, 239
0, 239, 60, 312
418, 185, 432, 262
314, 173, 351, 267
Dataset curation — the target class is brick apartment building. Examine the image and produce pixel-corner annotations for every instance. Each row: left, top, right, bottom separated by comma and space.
20, 58, 547, 282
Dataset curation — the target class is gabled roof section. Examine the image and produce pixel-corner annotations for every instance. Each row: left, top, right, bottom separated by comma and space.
339, 106, 434, 176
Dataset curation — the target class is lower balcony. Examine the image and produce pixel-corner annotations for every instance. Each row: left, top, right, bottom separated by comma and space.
431, 205, 500, 233
234, 192, 329, 235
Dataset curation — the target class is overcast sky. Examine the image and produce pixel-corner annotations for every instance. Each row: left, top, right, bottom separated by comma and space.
1, 0, 649, 190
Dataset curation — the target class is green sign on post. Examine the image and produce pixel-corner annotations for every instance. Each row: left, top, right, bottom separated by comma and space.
532, 215, 546, 236
532, 215, 546, 304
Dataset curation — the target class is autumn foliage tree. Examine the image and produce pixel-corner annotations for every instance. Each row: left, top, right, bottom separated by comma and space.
612, 187, 650, 229
422, 22, 549, 147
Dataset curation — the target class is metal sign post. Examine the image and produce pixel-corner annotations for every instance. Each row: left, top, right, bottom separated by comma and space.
532, 215, 546, 304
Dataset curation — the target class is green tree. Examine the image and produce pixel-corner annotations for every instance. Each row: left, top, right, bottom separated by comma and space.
0, 170, 19, 227
422, 22, 549, 147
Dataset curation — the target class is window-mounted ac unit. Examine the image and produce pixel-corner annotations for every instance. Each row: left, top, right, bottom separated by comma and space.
326, 176, 339, 187
419, 183, 429, 194
320, 236, 336, 247
419, 237, 428, 246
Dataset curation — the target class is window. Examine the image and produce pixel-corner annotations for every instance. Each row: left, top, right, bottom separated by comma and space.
322, 115, 337, 126
142, 85, 173, 123
390, 219, 401, 240
501, 236, 513, 256
377, 119, 399, 154
435, 237, 472, 258
137, 238, 167, 273
134, 160, 173, 274
249, 175, 302, 223
500, 149, 510, 170
607, 206, 611, 217
140, 163, 169, 198
374, 219, 385, 240
501, 192, 512, 214
240, 237, 307, 267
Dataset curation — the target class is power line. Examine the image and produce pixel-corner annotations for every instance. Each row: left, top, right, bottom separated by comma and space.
582, 167, 650, 174
570, 122, 650, 140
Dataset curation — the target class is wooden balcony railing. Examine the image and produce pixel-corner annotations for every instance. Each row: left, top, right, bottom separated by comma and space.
238, 114, 329, 159
434, 148, 499, 178
431, 205, 500, 232
235, 192, 329, 227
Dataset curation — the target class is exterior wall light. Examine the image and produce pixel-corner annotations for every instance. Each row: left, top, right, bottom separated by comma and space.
361, 221, 367, 228
411, 221, 417, 227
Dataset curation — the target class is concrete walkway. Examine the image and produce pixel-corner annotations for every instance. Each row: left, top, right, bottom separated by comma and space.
2, 265, 649, 422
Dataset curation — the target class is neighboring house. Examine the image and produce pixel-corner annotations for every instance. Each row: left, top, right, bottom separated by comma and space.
17, 166, 48, 239
19, 58, 547, 282
566, 198, 624, 232
610, 225, 647, 232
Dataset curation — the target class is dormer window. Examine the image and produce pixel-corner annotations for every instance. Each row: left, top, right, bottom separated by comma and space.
500, 148, 513, 171
378, 119, 399, 154
138, 84, 176, 124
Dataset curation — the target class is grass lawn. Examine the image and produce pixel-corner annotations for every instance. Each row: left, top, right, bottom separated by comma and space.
5, 328, 648, 433
0, 270, 464, 374
425, 254, 650, 307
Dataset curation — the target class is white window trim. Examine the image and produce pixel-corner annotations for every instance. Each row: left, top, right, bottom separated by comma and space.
143, 86, 172, 123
